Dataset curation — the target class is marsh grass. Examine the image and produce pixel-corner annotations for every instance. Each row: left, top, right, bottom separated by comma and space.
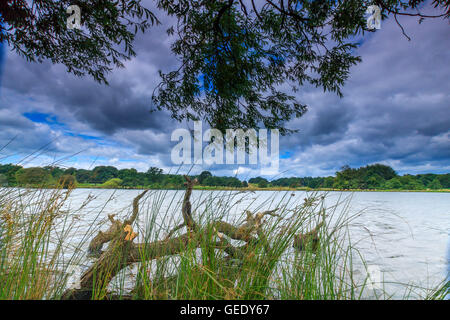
0, 185, 107, 299
0, 186, 447, 300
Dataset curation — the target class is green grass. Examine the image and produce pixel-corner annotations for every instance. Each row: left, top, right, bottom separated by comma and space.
0, 186, 447, 300
55, 182, 450, 193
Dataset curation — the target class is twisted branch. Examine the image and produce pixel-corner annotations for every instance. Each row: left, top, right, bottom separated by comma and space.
63, 176, 322, 300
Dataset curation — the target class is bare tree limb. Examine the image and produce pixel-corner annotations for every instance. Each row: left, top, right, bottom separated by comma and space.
63, 177, 282, 300
182, 175, 198, 232
125, 189, 149, 225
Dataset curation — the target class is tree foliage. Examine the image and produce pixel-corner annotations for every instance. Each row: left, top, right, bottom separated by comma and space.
333, 164, 398, 189
0, 163, 22, 185
258, 179, 268, 188
15, 167, 50, 185
0, 0, 158, 83
91, 166, 119, 184
427, 178, 442, 190
1, 163, 448, 190
58, 174, 77, 188
197, 171, 213, 184
0, 174, 8, 187
152, 0, 450, 133
248, 177, 269, 185
2, 1, 448, 131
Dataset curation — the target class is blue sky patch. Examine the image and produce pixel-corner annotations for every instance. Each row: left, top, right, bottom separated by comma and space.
280, 151, 292, 159
63, 132, 102, 141
23, 112, 62, 125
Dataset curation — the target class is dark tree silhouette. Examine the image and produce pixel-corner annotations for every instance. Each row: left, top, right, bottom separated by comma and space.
1, 1, 449, 132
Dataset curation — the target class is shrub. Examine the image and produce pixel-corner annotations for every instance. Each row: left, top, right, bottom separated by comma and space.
58, 175, 77, 189
258, 180, 268, 188
428, 178, 442, 190
101, 178, 123, 188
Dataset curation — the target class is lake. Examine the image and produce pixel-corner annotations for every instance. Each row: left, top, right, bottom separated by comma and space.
31, 188, 450, 299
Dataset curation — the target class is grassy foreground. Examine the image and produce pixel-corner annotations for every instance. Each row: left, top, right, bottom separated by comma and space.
0, 184, 447, 300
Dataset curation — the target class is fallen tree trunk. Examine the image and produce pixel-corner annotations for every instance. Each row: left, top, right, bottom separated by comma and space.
61, 176, 323, 300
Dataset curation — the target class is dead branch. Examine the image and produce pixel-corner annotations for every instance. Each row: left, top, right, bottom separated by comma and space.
125, 189, 149, 225
182, 175, 197, 232
87, 214, 122, 256
62, 178, 287, 300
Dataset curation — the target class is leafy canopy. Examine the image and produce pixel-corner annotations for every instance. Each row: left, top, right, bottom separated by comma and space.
0, 0, 158, 84
152, 0, 449, 134
1, 1, 449, 132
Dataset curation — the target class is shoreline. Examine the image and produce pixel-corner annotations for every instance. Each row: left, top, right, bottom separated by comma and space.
83, 186, 450, 193
6, 185, 448, 193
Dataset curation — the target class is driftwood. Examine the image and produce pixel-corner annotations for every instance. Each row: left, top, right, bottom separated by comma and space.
61, 176, 323, 300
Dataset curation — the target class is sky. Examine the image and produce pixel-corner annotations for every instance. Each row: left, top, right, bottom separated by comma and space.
0, 3, 449, 179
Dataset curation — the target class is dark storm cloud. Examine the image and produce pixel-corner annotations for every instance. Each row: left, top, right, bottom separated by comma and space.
0, 0, 184, 168
0, 0, 177, 138
1, 47, 173, 135
278, 14, 450, 176
114, 129, 172, 156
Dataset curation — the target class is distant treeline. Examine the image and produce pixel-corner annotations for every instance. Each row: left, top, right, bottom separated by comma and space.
0, 163, 448, 190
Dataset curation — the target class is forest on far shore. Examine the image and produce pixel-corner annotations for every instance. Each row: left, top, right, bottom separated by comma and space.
0, 163, 448, 191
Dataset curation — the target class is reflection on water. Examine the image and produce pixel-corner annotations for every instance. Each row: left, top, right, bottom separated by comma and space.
52, 189, 450, 299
